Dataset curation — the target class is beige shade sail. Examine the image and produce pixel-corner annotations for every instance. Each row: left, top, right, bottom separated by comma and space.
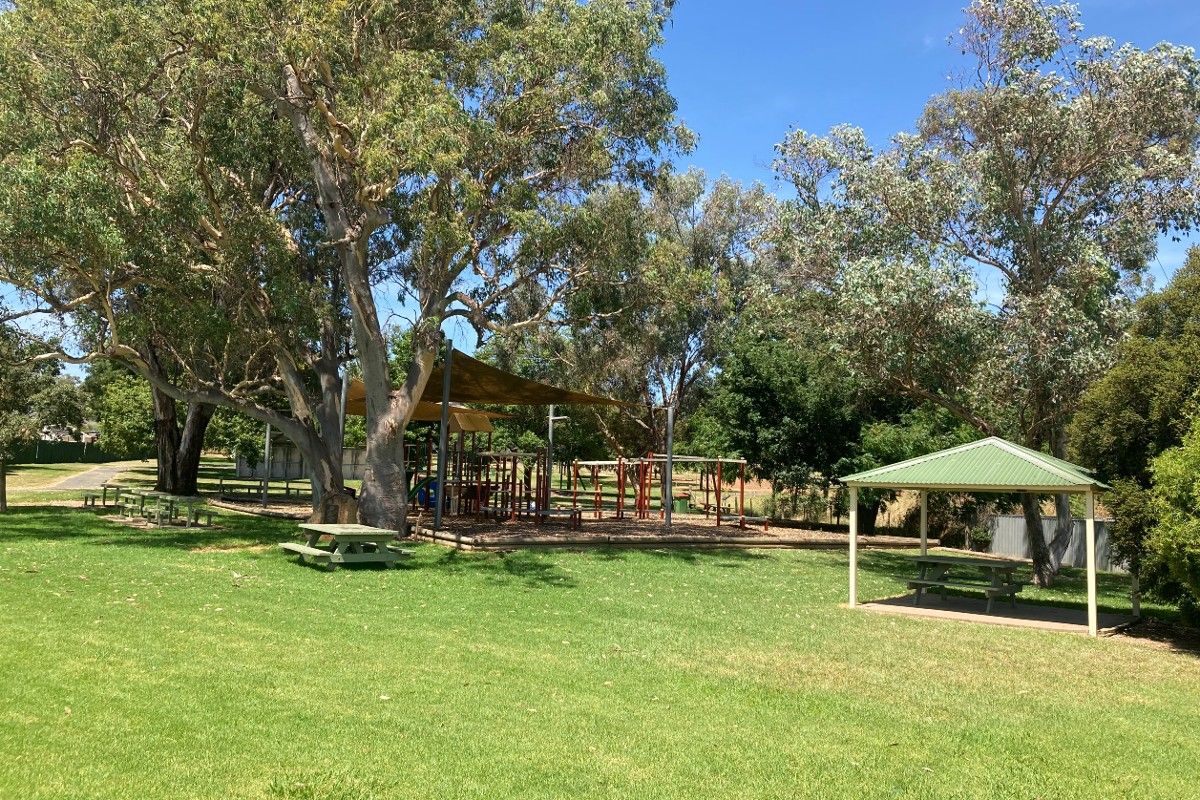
344, 348, 623, 431
426, 349, 624, 406
344, 387, 509, 434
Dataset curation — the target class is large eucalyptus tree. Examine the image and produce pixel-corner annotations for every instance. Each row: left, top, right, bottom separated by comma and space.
0, 0, 682, 528
218, 0, 685, 526
0, 1, 354, 514
772, 0, 1200, 583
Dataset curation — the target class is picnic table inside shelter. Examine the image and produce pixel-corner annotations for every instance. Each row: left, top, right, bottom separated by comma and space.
908, 553, 1026, 613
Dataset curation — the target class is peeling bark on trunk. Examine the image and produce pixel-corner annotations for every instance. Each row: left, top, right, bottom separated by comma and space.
151, 386, 182, 494
1048, 492, 1073, 567
357, 331, 439, 531
175, 402, 215, 496
1022, 425, 1076, 586
1046, 430, 1074, 574
1022, 492, 1056, 586
298, 432, 349, 523
151, 386, 215, 496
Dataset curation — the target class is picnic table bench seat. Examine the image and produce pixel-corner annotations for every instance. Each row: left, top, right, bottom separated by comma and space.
908, 555, 1028, 613
282, 524, 409, 570
279, 541, 336, 569
907, 578, 1027, 593
82, 490, 101, 508
186, 505, 215, 527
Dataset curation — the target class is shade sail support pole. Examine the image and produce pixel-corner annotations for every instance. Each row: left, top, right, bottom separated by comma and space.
434, 341, 453, 531
547, 405, 555, 509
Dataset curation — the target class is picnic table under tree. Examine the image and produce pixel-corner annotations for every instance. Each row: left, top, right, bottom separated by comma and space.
280, 523, 411, 570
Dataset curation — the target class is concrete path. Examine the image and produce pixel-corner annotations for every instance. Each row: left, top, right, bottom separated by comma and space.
858, 593, 1135, 635
49, 461, 146, 491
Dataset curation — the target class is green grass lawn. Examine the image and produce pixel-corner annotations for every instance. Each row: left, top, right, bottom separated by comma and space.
2, 462, 101, 489
1, 506, 1197, 799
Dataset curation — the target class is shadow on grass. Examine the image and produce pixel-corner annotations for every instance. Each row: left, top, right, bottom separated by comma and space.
852, 548, 1148, 618
0, 505, 287, 550
416, 548, 578, 589
589, 544, 769, 567
1116, 618, 1200, 657
0, 506, 112, 541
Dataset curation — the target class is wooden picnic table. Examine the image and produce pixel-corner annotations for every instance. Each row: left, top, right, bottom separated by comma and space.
909, 554, 1027, 613
120, 487, 157, 515
281, 523, 410, 571
100, 483, 126, 506
163, 495, 208, 526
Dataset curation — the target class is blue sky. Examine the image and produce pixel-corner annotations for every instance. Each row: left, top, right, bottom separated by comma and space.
658, 0, 1200, 287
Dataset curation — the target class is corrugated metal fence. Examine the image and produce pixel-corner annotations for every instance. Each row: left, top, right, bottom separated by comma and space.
236, 445, 368, 481
988, 515, 1121, 572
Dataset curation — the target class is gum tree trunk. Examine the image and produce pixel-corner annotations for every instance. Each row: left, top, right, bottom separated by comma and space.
1021, 492, 1054, 586
0, 456, 7, 512
1023, 428, 1076, 587
856, 496, 880, 535
151, 386, 215, 496
356, 327, 440, 531
174, 402, 215, 496
151, 386, 182, 493
276, 63, 438, 530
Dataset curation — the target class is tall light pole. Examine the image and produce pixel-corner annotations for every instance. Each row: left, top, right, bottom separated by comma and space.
261, 423, 272, 509
547, 405, 569, 494
655, 404, 676, 530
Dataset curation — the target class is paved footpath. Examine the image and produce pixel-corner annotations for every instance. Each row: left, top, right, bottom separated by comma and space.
49, 462, 146, 491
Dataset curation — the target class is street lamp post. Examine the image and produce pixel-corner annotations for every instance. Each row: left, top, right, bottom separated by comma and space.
547, 405, 569, 496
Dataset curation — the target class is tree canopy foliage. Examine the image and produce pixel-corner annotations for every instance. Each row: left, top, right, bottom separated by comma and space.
1070, 248, 1200, 485
769, 0, 1200, 583
0, 323, 83, 510
1070, 249, 1200, 617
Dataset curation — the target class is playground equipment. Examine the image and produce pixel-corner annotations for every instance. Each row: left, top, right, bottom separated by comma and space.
396, 426, 763, 531
569, 454, 766, 530
338, 343, 763, 533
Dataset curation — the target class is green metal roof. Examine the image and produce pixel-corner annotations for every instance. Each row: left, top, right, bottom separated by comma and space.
839, 437, 1108, 492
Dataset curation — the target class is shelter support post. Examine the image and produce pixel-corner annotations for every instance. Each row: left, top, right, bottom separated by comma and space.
616, 459, 625, 519
547, 405, 555, 504
919, 490, 928, 556
1085, 489, 1098, 637
848, 486, 858, 607
434, 342, 453, 530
